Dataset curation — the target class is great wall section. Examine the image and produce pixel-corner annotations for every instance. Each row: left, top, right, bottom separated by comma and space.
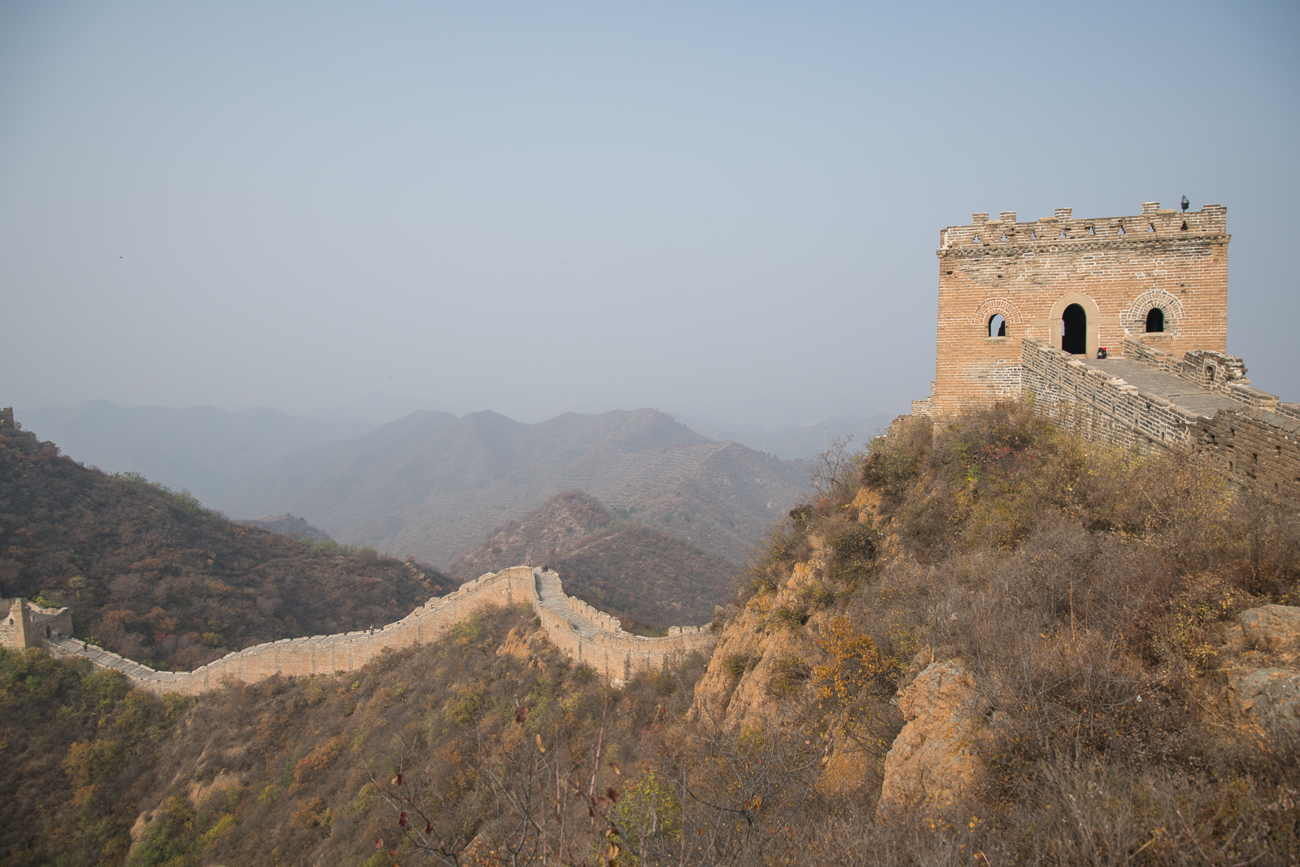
2, 566, 717, 695
5, 198, 1298, 698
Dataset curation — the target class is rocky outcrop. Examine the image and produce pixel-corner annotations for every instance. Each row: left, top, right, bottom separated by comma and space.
1223, 604, 1300, 736
876, 657, 1002, 818
1228, 668, 1300, 733
1237, 605, 1300, 652
691, 559, 827, 726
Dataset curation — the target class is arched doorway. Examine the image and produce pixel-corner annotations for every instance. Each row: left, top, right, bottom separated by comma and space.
1062, 304, 1087, 354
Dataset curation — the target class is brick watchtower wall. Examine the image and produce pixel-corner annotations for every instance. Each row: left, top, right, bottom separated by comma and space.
918, 203, 1229, 417
1, 598, 34, 649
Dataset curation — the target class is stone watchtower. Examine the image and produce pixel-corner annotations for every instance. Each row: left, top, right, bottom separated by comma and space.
914, 202, 1229, 417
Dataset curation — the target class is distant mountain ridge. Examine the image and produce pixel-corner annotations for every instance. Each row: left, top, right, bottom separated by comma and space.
222, 408, 812, 569
449, 490, 736, 630
672, 413, 896, 459
236, 514, 334, 543
16, 401, 380, 507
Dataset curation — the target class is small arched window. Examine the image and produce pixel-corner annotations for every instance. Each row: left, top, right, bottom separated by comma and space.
988, 314, 1007, 338
1145, 308, 1165, 333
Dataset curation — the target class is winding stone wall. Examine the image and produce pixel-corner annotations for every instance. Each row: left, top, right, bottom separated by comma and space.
43, 567, 717, 694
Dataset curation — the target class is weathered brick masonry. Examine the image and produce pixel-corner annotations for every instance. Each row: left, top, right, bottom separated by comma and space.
1022, 338, 1300, 505
917, 202, 1228, 417
1, 597, 73, 648
914, 200, 1299, 504
15, 567, 717, 694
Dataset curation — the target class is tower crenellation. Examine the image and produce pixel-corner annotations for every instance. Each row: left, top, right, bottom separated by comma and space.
918, 201, 1230, 417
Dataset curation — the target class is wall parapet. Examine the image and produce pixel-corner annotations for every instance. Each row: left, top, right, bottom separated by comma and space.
939, 203, 1228, 253
1020, 338, 1300, 504
1022, 337, 1200, 453
42, 567, 718, 695
1122, 339, 1282, 409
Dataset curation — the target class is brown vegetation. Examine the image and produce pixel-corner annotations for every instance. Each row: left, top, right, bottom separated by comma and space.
695, 401, 1300, 863
4, 401, 1299, 866
0, 426, 451, 670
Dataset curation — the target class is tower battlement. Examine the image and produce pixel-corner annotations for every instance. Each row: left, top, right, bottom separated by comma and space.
940, 203, 1227, 252
918, 201, 1229, 417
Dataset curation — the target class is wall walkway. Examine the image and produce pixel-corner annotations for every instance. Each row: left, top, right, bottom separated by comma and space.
1021, 338, 1300, 504
43, 567, 717, 695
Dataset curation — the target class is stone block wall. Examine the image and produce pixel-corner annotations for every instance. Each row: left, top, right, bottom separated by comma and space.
47, 567, 718, 695
1, 598, 73, 650
925, 203, 1229, 416
1021, 338, 1300, 505
1021, 338, 1199, 454
1, 598, 32, 649
1195, 410, 1300, 506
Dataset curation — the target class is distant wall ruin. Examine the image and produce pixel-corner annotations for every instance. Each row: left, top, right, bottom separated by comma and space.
1, 598, 73, 650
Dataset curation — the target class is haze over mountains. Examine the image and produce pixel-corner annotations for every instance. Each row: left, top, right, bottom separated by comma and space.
15, 401, 861, 501
222, 408, 811, 569
15, 403, 822, 574
671, 413, 894, 460
17, 402, 377, 507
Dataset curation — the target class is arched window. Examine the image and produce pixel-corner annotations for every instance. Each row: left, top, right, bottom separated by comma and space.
1062, 304, 1087, 355
1145, 307, 1165, 333
988, 314, 1007, 338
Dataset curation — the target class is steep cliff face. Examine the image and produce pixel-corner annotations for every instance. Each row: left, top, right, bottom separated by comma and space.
693, 558, 830, 726
876, 657, 1006, 818
688, 483, 909, 808
692, 486, 893, 729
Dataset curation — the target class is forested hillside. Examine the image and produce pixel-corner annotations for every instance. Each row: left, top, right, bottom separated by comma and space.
0, 425, 452, 671
0, 607, 710, 867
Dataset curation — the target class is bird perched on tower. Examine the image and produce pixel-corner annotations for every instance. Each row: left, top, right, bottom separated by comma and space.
1181, 195, 1190, 212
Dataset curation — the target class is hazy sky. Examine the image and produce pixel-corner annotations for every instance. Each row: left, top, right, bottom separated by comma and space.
3, 2, 1297, 427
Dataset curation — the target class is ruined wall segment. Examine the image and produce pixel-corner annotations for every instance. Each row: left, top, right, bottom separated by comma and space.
922, 203, 1229, 417
0, 598, 73, 650
45, 567, 718, 695
1, 598, 32, 649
